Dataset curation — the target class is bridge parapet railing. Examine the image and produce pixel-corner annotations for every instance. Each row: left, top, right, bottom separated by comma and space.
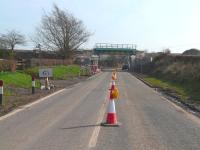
95, 43, 136, 49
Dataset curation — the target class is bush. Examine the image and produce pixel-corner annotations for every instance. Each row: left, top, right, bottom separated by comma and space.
151, 55, 200, 81
22, 67, 39, 78
0, 60, 16, 72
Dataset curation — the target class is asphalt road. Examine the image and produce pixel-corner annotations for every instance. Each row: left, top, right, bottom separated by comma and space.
0, 72, 200, 150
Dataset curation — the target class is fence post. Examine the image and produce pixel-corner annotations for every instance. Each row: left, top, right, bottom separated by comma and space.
0, 80, 3, 105
32, 76, 35, 94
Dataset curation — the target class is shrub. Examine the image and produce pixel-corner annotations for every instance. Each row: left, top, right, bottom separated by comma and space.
0, 60, 16, 72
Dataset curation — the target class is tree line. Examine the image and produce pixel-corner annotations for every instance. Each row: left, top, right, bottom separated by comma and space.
0, 4, 91, 59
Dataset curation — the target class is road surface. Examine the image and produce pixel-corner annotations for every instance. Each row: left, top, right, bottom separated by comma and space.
0, 72, 200, 150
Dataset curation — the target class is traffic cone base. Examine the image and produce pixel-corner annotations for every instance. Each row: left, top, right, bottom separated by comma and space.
101, 100, 121, 127
101, 122, 121, 127
107, 113, 117, 124
101, 72, 121, 127
101, 114, 121, 127
101, 119, 121, 127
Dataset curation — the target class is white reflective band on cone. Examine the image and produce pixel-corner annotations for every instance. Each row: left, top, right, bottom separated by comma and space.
107, 100, 116, 113
32, 81, 35, 87
112, 81, 115, 85
0, 87, 3, 94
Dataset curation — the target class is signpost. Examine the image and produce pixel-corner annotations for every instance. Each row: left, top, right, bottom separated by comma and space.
0, 80, 3, 105
32, 76, 35, 94
39, 68, 53, 78
39, 68, 53, 90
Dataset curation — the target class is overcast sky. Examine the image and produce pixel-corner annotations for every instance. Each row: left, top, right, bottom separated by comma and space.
1, 0, 200, 52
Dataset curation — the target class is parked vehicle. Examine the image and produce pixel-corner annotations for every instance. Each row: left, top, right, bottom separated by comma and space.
122, 64, 129, 70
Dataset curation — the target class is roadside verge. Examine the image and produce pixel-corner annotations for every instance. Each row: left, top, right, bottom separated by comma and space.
130, 72, 200, 118
0, 77, 87, 117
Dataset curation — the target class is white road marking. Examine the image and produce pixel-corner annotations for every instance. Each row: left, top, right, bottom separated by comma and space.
87, 72, 103, 80
88, 91, 108, 148
0, 89, 66, 121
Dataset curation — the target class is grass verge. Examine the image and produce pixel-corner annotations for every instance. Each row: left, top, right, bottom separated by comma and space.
22, 65, 88, 80
0, 71, 40, 88
0, 65, 89, 95
0, 64, 89, 114
53, 65, 80, 79
143, 76, 200, 101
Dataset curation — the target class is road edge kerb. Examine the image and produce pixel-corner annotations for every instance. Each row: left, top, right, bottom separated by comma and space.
129, 72, 200, 118
0, 88, 66, 121
0, 78, 88, 121
0, 78, 89, 121
87, 72, 103, 80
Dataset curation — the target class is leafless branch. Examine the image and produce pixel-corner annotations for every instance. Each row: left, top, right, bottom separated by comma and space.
34, 4, 91, 58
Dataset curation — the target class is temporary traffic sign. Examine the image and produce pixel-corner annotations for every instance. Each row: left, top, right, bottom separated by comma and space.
39, 68, 53, 77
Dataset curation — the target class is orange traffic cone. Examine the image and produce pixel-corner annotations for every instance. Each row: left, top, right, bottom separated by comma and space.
106, 100, 117, 124
101, 99, 120, 127
112, 71, 117, 80
110, 81, 115, 91
101, 82, 121, 127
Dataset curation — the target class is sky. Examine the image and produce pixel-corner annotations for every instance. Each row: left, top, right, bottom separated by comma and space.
1, 0, 200, 53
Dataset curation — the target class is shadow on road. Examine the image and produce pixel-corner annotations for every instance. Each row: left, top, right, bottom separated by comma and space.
60, 124, 100, 130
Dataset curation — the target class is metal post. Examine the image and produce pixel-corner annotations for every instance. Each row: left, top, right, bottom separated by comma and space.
45, 77, 50, 90
0, 80, 3, 105
32, 76, 35, 94
128, 55, 132, 71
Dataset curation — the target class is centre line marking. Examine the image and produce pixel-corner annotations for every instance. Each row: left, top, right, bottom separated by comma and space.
88, 91, 108, 148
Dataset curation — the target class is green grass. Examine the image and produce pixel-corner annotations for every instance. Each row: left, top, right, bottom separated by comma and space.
0, 65, 83, 90
0, 71, 40, 88
21, 66, 39, 77
0, 65, 85, 108
22, 65, 82, 80
143, 77, 200, 101
52, 65, 80, 79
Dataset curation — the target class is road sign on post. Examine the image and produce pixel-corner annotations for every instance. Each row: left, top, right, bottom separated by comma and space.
39, 68, 53, 90
39, 68, 53, 78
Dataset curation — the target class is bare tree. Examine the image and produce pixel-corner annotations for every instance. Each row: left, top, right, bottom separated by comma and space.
0, 30, 26, 51
35, 4, 91, 58
0, 37, 8, 49
162, 48, 171, 54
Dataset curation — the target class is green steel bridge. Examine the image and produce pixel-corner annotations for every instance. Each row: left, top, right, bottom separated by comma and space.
93, 43, 137, 55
